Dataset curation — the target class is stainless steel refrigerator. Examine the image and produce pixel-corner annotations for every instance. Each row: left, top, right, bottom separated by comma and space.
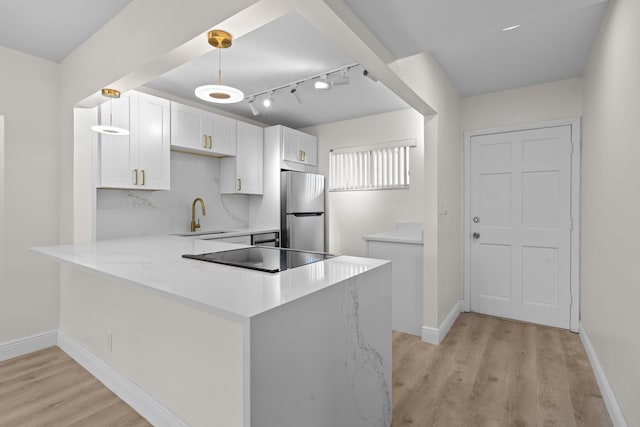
281, 170, 325, 252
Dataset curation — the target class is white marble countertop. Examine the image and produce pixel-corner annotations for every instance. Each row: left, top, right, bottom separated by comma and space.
362, 223, 424, 245
33, 236, 388, 321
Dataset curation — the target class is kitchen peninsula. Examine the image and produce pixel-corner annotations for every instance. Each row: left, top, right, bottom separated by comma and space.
34, 236, 391, 427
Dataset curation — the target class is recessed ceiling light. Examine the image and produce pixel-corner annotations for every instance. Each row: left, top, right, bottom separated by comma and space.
502, 24, 521, 32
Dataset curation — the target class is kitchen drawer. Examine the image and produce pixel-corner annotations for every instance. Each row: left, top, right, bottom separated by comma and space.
251, 232, 279, 247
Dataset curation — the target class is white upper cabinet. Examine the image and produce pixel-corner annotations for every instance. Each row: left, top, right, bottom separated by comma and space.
280, 126, 318, 167
170, 102, 236, 157
221, 121, 263, 195
98, 91, 170, 190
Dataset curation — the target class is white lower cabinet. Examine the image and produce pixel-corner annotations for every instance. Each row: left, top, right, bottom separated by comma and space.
221, 121, 263, 194
98, 91, 170, 190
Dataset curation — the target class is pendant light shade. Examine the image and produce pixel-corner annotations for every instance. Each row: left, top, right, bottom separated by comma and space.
91, 89, 130, 136
195, 84, 244, 104
195, 30, 244, 104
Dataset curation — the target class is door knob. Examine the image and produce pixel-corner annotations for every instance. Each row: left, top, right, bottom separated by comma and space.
473, 232, 480, 239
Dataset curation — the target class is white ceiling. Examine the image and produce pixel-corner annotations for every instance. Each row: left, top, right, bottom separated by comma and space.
0, 0, 131, 62
344, 0, 609, 96
144, 12, 409, 129
0, 0, 609, 125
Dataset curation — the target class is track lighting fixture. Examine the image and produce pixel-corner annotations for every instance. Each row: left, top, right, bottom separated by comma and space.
91, 89, 130, 136
314, 74, 331, 90
242, 63, 359, 111
290, 84, 302, 104
248, 97, 259, 116
263, 91, 273, 107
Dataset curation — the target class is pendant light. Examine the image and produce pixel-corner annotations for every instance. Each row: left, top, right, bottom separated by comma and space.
194, 30, 244, 104
91, 89, 130, 136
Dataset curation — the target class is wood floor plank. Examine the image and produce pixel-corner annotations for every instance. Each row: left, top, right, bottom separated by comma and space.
391, 313, 611, 427
0, 346, 150, 427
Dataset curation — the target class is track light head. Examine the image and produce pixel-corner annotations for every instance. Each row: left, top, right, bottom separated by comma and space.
315, 75, 331, 90
290, 84, 302, 104
248, 97, 259, 116
263, 91, 273, 107
333, 68, 350, 86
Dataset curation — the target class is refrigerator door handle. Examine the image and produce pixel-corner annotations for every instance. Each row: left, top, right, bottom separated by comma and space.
290, 212, 323, 217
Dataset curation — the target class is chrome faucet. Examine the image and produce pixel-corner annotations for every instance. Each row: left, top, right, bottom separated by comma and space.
191, 198, 206, 232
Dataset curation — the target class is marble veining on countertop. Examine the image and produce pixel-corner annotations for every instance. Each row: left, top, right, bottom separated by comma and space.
33, 236, 388, 321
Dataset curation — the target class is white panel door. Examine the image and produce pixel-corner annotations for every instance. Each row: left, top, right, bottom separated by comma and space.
469, 125, 572, 328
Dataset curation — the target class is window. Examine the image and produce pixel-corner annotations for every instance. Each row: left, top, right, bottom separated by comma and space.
329, 139, 415, 191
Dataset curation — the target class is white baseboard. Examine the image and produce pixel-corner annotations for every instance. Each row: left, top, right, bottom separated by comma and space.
421, 300, 463, 345
57, 331, 188, 427
579, 323, 627, 427
0, 330, 58, 362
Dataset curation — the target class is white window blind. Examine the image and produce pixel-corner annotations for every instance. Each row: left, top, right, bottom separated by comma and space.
329, 139, 414, 191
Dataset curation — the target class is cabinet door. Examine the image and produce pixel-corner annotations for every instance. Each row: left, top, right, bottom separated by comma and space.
99, 92, 138, 188
298, 132, 318, 166
281, 126, 317, 165
170, 102, 208, 151
236, 122, 263, 194
137, 93, 170, 190
281, 126, 303, 163
211, 114, 236, 156
221, 122, 263, 194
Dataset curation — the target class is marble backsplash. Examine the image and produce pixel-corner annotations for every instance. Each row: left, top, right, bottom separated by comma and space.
97, 151, 250, 240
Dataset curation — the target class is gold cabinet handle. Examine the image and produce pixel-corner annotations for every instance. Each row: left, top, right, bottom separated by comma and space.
141, 169, 145, 186
303, 150, 306, 162
237, 178, 242, 192
299, 150, 303, 161
203, 134, 208, 148
133, 169, 138, 185
208, 135, 212, 149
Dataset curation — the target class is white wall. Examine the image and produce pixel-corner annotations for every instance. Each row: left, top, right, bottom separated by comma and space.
96, 152, 250, 240
461, 78, 583, 130
389, 53, 463, 328
304, 109, 424, 256
581, 0, 640, 424
0, 47, 60, 343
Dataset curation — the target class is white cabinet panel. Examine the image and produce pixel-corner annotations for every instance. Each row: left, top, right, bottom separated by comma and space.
98, 91, 169, 190
137, 93, 170, 190
280, 126, 317, 167
221, 122, 263, 194
170, 102, 236, 157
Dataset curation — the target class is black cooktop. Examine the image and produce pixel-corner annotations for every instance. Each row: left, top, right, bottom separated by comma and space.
182, 247, 334, 273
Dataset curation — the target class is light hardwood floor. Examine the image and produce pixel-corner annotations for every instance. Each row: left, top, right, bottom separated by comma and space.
1, 314, 611, 426
0, 346, 150, 426
392, 313, 611, 426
